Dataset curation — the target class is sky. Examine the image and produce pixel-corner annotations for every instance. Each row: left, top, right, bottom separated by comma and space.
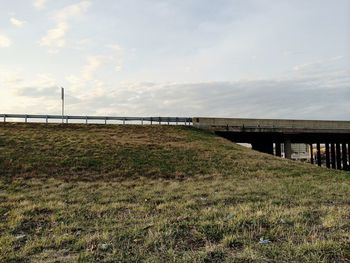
0, 0, 349, 119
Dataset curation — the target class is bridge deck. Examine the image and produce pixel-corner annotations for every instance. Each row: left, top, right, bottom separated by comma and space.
193, 117, 350, 134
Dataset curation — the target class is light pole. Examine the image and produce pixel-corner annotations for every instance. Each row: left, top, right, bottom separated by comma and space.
61, 87, 64, 123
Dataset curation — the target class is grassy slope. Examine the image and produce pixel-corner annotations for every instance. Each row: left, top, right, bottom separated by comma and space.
0, 123, 349, 263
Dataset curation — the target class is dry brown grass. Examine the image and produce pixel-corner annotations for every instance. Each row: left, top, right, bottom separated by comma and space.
0, 123, 349, 262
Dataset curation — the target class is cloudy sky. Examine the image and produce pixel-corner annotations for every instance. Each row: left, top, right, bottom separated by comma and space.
0, 0, 349, 119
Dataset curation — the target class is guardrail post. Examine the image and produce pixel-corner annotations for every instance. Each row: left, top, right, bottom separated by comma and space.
158, 117, 161, 125
167, 117, 170, 125
141, 118, 144, 125
3, 115, 6, 123
66, 116, 68, 124
85, 116, 88, 125
123, 118, 125, 125
46, 115, 48, 124
176, 117, 178, 125
105, 118, 107, 125
25, 115, 28, 123
151, 117, 153, 125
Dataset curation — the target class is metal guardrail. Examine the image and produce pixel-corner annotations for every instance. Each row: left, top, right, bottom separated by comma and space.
0, 114, 193, 125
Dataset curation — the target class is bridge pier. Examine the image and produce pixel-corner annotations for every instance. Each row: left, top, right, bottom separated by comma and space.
348, 143, 350, 170
316, 143, 322, 166
275, 143, 282, 157
284, 140, 292, 159
325, 143, 330, 168
331, 144, 336, 169
336, 143, 342, 169
342, 143, 348, 170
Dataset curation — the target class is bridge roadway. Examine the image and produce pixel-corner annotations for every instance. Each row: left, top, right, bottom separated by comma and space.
193, 117, 350, 171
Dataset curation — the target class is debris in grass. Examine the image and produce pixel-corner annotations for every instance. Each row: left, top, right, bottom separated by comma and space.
99, 243, 109, 251
142, 223, 154, 230
226, 213, 235, 220
15, 234, 26, 241
258, 237, 271, 244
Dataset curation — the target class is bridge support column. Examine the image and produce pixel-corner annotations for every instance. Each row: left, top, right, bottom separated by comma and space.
325, 143, 330, 168
316, 143, 322, 167
251, 142, 273, 155
310, 144, 314, 164
336, 143, 342, 169
342, 143, 348, 170
348, 143, 350, 170
331, 144, 336, 169
284, 140, 292, 159
275, 143, 282, 157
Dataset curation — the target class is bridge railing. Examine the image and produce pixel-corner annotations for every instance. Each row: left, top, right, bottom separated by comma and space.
0, 114, 193, 125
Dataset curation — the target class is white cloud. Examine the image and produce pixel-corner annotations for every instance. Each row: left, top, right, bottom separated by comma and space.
0, 34, 11, 47
40, 22, 68, 49
72, 38, 92, 50
0, 70, 61, 114
3, 64, 350, 118
65, 56, 106, 93
54, 1, 91, 21
0, 68, 23, 87
39, 1, 91, 51
66, 44, 124, 91
60, 66, 350, 118
35, 73, 57, 87
81, 56, 105, 80
33, 0, 47, 10
11, 74, 57, 97
109, 44, 124, 72
293, 56, 345, 72
10, 17, 27, 28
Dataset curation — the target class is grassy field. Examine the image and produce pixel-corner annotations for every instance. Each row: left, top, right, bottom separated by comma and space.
0, 123, 349, 262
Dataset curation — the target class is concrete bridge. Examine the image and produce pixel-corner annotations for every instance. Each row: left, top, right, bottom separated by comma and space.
193, 117, 350, 171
